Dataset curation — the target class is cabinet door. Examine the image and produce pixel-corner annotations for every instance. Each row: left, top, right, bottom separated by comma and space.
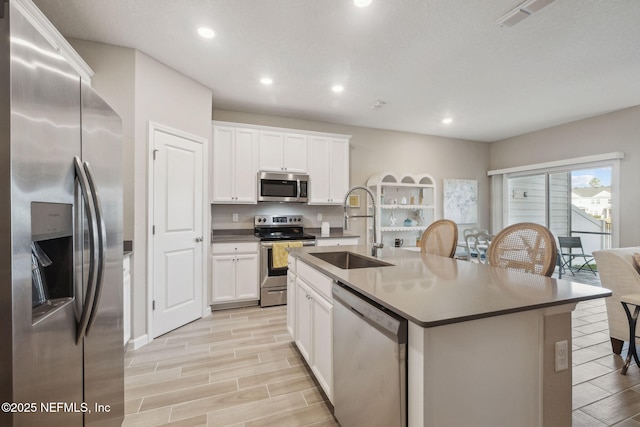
307, 136, 330, 204
295, 278, 313, 363
211, 255, 236, 303
211, 126, 234, 202
311, 289, 333, 402
259, 131, 284, 171
233, 128, 258, 203
284, 133, 308, 172
287, 271, 296, 339
234, 253, 259, 300
328, 138, 349, 204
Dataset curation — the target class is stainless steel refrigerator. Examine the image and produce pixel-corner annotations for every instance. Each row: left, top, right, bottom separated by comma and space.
1, 1, 124, 425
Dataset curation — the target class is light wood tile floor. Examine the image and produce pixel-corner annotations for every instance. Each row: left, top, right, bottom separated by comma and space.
124, 269, 640, 426
123, 305, 337, 427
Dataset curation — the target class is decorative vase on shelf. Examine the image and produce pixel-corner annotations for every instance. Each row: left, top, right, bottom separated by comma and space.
388, 212, 397, 226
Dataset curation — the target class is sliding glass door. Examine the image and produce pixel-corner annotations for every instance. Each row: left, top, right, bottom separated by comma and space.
506, 167, 612, 253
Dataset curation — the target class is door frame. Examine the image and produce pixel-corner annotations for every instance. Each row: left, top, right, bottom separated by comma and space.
146, 121, 209, 341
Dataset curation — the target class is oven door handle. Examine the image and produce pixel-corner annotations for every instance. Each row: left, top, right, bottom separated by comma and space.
260, 240, 316, 248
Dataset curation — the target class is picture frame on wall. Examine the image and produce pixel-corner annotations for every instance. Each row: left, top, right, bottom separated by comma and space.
443, 179, 478, 224
347, 194, 360, 208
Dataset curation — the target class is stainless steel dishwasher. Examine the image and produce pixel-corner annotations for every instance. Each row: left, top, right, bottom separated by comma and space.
332, 282, 408, 427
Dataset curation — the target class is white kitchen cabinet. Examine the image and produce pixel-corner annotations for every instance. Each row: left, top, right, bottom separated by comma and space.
293, 259, 334, 403
211, 125, 258, 203
310, 287, 333, 400
123, 253, 131, 346
287, 257, 297, 338
316, 237, 359, 247
211, 242, 259, 304
307, 137, 349, 205
259, 131, 308, 172
295, 278, 313, 362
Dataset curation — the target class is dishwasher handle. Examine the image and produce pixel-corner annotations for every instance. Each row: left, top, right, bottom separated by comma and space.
332, 282, 407, 344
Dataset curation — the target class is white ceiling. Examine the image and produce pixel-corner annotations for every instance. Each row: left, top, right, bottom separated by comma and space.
32, 0, 640, 142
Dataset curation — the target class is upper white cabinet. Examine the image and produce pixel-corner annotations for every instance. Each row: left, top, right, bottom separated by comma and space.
211, 121, 350, 205
259, 131, 308, 172
308, 137, 349, 205
211, 125, 258, 203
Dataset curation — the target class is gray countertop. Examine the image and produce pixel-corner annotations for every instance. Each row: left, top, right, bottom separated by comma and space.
288, 245, 611, 328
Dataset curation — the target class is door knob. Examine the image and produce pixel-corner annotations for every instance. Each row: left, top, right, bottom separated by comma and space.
195, 237, 203, 242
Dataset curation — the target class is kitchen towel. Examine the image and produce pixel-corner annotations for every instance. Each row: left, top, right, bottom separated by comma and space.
271, 241, 303, 269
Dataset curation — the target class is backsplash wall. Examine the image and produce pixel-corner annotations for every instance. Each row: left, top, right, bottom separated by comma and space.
211, 203, 352, 231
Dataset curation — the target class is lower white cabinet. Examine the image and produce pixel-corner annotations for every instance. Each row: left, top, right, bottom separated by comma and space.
211, 242, 259, 303
315, 237, 359, 247
287, 257, 297, 338
292, 259, 334, 403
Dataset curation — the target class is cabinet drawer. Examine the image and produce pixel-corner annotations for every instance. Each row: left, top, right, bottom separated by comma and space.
297, 261, 333, 301
212, 242, 258, 254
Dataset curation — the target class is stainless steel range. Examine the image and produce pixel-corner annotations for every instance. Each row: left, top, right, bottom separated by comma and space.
255, 215, 316, 307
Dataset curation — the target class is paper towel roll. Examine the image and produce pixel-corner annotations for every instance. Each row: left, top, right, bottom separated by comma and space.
321, 222, 330, 236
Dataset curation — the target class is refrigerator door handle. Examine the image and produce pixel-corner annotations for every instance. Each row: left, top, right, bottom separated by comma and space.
84, 161, 107, 335
74, 157, 100, 344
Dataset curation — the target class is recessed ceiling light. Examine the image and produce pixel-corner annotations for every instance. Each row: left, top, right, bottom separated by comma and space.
332, 85, 344, 93
354, 0, 372, 7
442, 117, 453, 124
197, 27, 215, 39
260, 77, 273, 85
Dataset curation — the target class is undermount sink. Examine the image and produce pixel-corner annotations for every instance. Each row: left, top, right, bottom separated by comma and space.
310, 251, 394, 270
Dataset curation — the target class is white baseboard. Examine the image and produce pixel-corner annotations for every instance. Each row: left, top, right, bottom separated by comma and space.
129, 334, 150, 350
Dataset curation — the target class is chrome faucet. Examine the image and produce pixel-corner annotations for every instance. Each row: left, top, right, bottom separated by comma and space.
343, 186, 383, 257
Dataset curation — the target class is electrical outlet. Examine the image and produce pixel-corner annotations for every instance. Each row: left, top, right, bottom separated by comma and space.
232, 213, 238, 222
555, 340, 568, 371
317, 213, 322, 221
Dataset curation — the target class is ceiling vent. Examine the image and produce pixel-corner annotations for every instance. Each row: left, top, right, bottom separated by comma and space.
495, 0, 555, 27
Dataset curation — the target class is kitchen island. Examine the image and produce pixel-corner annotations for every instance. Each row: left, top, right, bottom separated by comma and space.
287, 245, 611, 427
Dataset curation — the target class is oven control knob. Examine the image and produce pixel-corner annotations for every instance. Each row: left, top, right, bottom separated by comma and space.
297, 218, 301, 222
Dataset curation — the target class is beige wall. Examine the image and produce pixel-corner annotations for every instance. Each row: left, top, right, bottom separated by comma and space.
212, 109, 492, 238
490, 106, 640, 247
70, 40, 213, 341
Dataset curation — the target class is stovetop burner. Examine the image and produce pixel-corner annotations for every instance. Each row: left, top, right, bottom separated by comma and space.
254, 215, 316, 241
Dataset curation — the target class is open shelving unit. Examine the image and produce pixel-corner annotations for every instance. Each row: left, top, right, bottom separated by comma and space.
367, 173, 437, 249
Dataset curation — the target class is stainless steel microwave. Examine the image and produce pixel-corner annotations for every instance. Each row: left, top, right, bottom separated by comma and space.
258, 171, 309, 203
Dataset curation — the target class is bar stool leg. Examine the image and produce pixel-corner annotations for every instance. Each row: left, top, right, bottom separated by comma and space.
621, 302, 640, 375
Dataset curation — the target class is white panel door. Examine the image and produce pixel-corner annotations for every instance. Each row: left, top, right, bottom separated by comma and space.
152, 128, 204, 337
